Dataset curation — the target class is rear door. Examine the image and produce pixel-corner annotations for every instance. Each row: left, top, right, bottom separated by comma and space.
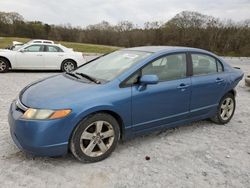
44, 45, 65, 69
189, 53, 227, 117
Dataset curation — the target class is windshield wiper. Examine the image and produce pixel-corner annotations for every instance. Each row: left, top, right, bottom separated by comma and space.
75, 72, 101, 84
65, 72, 80, 79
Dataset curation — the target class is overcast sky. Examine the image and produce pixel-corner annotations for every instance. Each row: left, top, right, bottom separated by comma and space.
1, 0, 250, 27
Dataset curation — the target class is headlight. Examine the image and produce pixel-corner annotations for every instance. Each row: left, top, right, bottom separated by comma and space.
22, 108, 71, 120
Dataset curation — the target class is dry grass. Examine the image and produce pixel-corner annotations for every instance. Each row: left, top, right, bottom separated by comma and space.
0, 37, 121, 53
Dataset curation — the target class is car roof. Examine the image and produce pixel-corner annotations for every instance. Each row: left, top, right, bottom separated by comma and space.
28, 39, 54, 44
124, 46, 212, 54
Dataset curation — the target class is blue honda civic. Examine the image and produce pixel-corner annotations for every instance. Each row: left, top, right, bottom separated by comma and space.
8, 46, 243, 162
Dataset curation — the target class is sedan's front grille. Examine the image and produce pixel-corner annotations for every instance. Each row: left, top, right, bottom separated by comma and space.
16, 99, 28, 113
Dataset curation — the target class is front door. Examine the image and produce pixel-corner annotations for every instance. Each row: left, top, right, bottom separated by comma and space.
16, 44, 45, 69
131, 53, 191, 133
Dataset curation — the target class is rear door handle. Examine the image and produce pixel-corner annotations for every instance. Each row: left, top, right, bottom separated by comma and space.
177, 83, 190, 89
37, 54, 43, 56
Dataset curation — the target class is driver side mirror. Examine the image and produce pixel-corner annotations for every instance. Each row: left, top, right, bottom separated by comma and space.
138, 74, 159, 91
139, 74, 159, 85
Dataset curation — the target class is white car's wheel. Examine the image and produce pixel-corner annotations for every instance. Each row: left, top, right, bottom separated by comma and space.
61, 60, 77, 72
0, 58, 10, 73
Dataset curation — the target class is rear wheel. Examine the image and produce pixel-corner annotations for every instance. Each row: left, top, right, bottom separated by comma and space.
0, 58, 10, 73
70, 113, 120, 162
61, 60, 77, 72
211, 93, 235, 124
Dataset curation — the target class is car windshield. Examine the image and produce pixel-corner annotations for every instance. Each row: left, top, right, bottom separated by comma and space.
26, 40, 35, 45
74, 50, 152, 82
12, 44, 23, 51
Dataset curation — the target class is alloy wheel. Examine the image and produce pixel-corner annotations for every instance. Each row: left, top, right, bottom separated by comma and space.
64, 61, 75, 72
80, 121, 115, 157
220, 97, 234, 121
0, 60, 6, 71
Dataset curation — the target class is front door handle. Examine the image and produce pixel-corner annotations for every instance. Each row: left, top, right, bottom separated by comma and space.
177, 83, 190, 90
215, 78, 224, 83
36, 54, 43, 56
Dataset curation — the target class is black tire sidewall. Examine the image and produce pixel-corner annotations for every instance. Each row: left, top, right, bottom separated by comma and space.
0, 58, 9, 73
216, 93, 236, 124
61, 60, 77, 72
70, 113, 120, 162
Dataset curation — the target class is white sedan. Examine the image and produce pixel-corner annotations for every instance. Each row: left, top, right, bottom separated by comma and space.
0, 43, 86, 73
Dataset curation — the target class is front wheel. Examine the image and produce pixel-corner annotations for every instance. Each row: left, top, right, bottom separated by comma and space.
211, 93, 236, 124
0, 58, 10, 73
61, 60, 77, 72
70, 113, 120, 162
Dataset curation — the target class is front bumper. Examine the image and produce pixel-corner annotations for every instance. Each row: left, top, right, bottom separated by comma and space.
8, 101, 71, 157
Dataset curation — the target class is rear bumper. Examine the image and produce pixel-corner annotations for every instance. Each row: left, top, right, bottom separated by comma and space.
8, 101, 70, 157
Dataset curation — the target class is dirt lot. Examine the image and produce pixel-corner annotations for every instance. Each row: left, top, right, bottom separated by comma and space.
0, 57, 249, 188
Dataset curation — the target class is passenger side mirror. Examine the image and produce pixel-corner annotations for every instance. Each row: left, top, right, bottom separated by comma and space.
139, 75, 159, 85
19, 49, 25, 53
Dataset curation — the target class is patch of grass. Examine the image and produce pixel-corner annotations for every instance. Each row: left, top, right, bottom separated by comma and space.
59, 41, 120, 54
0, 37, 29, 48
0, 37, 121, 53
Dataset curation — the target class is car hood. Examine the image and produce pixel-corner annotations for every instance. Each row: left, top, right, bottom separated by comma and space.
20, 74, 101, 109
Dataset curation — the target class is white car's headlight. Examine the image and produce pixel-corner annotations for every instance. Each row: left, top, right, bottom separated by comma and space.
22, 108, 71, 120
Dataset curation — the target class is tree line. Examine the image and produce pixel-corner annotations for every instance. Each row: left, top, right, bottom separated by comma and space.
0, 11, 250, 56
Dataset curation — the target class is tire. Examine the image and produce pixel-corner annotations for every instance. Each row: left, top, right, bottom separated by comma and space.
70, 113, 120, 162
61, 60, 77, 72
211, 93, 236, 124
0, 58, 10, 73
245, 75, 250, 87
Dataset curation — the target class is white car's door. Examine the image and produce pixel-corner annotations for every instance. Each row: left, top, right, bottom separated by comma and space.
43, 45, 65, 69
15, 44, 45, 69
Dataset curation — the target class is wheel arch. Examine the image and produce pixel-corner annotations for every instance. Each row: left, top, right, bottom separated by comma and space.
0, 56, 12, 68
218, 89, 236, 104
97, 110, 125, 139
228, 89, 236, 97
70, 109, 125, 143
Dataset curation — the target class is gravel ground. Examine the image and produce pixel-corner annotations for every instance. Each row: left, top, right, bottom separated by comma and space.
0, 57, 249, 188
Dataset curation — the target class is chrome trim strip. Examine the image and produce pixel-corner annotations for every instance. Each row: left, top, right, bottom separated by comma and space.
16, 98, 28, 111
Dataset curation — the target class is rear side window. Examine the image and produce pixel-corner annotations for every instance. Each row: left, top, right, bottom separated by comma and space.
191, 54, 223, 75
46, 46, 63, 52
142, 53, 187, 81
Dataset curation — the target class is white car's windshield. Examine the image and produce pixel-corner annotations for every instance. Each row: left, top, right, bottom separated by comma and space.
75, 50, 152, 82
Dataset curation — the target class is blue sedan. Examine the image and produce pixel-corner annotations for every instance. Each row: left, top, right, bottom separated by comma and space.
8, 46, 243, 162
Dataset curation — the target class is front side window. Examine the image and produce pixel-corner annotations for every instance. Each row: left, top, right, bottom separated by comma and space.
75, 50, 152, 82
125, 71, 140, 85
192, 54, 223, 75
141, 53, 187, 81
24, 45, 44, 52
